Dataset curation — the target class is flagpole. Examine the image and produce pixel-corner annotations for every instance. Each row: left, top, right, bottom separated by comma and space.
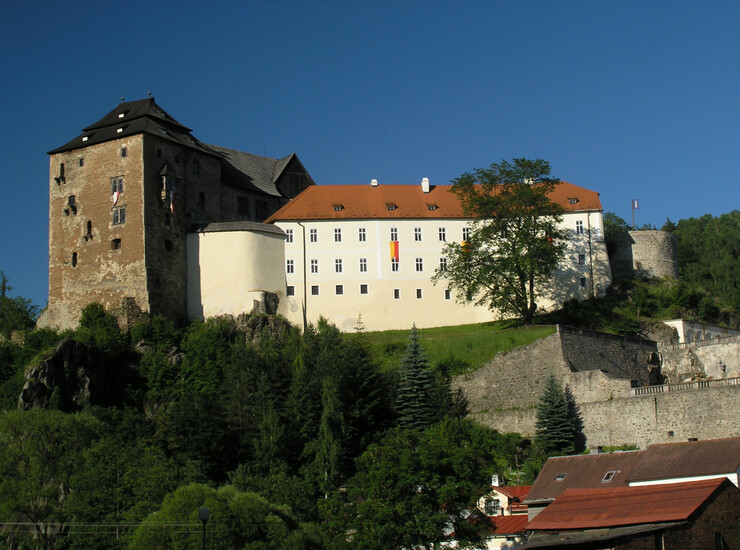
631, 199, 636, 230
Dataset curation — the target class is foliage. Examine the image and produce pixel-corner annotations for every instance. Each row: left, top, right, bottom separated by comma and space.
75, 303, 127, 355
602, 212, 630, 240
0, 271, 38, 337
395, 325, 436, 431
433, 158, 567, 324
534, 374, 585, 456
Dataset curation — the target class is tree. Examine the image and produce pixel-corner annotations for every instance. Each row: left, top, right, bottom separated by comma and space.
0, 271, 38, 337
534, 374, 584, 456
433, 158, 567, 324
395, 325, 436, 431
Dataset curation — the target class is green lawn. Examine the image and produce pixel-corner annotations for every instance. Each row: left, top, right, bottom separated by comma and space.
354, 322, 556, 374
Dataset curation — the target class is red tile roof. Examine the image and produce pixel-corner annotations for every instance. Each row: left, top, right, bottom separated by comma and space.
527, 478, 731, 530
494, 485, 532, 501
266, 181, 602, 222
489, 515, 529, 535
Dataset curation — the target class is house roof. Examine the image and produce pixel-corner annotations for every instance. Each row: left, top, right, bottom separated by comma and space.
489, 515, 529, 536
494, 485, 532, 501
627, 437, 740, 484
204, 144, 298, 197
265, 181, 602, 223
525, 451, 647, 504
526, 478, 731, 530
523, 522, 686, 548
48, 97, 214, 156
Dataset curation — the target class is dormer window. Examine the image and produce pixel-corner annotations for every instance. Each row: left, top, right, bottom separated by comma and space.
118, 112, 125, 119
426, 203, 438, 211
386, 203, 397, 211
116, 128, 123, 133
333, 204, 344, 211
555, 473, 566, 481
602, 471, 617, 482
568, 198, 579, 205
82, 136, 89, 142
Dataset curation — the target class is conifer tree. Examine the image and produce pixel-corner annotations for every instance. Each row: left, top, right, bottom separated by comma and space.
396, 325, 436, 431
564, 384, 586, 453
534, 374, 574, 455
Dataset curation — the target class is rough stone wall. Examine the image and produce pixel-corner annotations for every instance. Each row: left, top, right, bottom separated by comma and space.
611, 230, 678, 279
660, 337, 740, 383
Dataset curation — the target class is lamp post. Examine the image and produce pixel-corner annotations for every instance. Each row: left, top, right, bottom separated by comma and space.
198, 507, 210, 550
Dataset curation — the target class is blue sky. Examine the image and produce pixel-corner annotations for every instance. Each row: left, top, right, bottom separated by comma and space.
1, 1, 738, 309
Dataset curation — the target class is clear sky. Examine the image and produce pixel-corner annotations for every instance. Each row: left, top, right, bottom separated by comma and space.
1, 1, 738, 309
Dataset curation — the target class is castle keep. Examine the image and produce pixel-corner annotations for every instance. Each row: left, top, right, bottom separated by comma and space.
40, 98, 314, 329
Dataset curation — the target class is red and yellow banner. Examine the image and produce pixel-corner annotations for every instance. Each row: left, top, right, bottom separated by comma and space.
390, 241, 399, 261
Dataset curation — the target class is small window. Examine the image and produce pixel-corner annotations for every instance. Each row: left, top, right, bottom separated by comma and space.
193, 160, 200, 174
79, 158, 84, 167
416, 288, 423, 299
111, 176, 124, 194
286, 285, 295, 296
555, 473, 566, 481
198, 192, 205, 207
439, 257, 447, 271
358, 228, 366, 242
462, 227, 471, 241
309, 228, 318, 243
577, 254, 586, 265
335, 284, 344, 295
310, 259, 319, 273
391, 258, 399, 272
71, 252, 77, 267
439, 227, 446, 242
164, 240, 173, 252
165, 213, 171, 226
311, 285, 319, 296
67, 195, 77, 215
390, 227, 398, 241
255, 200, 268, 220
359, 258, 367, 272
427, 203, 437, 211
120, 147, 127, 158
333, 204, 344, 211
416, 258, 423, 272
111, 238, 121, 250
414, 227, 422, 241
112, 207, 126, 225
360, 284, 368, 295
668, 430, 675, 437
237, 196, 250, 220
393, 288, 400, 300
568, 198, 578, 205
86, 221, 92, 238
334, 228, 342, 242
602, 471, 617, 483
576, 220, 584, 234
285, 229, 293, 243
386, 203, 397, 211
286, 259, 294, 274
580, 277, 587, 288
157, 147, 162, 158
335, 259, 342, 273
445, 289, 452, 300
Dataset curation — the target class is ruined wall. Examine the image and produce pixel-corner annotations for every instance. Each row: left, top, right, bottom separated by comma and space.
660, 336, 740, 383
611, 230, 678, 279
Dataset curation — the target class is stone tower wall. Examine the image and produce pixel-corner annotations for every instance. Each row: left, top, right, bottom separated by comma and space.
611, 230, 678, 279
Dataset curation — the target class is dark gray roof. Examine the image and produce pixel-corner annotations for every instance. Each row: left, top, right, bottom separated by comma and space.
205, 144, 295, 197
522, 522, 687, 548
48, 98, 215, 155
188, 221, 285, 236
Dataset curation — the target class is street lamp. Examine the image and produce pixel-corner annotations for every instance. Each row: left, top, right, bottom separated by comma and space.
198, 507, 210, 550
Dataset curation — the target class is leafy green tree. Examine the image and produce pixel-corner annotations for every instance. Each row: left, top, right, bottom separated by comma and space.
602, 212, 630, 240
433, 158, 567, 324
0, 271, 38, 337
395, 325, 435, 431
534, 374, 584, 456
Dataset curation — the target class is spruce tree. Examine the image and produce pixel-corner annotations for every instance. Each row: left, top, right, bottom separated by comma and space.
396, 325, 436, 431
564, 384, 586, 453
534, 374, 574, 455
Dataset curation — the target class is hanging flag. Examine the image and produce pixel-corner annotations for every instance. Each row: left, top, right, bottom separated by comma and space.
632, 199, 639, 209
390, 241, 399, 261
170, 191, 175, 213
112, 191, 120, 205
462, 240, 471, 256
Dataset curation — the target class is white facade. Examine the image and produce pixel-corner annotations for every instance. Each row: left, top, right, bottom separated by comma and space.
663, 319, 740, 344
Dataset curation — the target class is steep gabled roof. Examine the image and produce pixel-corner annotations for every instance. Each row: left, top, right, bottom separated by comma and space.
494, 485, 532, 501
48, 97, 214, 155
627, 437, 740, 484
527, 478, 732, 530
525, 451, 646, 504
204, 144, 298, 197
266, 181, 602, 223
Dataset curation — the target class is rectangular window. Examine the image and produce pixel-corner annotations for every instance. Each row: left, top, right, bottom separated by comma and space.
198, 192, 205, 207
439, 257, 447, 271
416, 258, 423, 272
310, 259, 319, 273
79, 158, 84, 167
310, 228, 318, 243
414, 227, 422, 241
111, 238, 121, 250
286, 285, 295, 296
462, 227, 471, 241
439, 227, 446, 242
360, 284, 368, 295
334, 228, 342, 242
237, 196, 250, 220
112, 207, 126, 225
164, 239, 173, 252
120, 147, 127, 158
286, 259, 294, 274
285, 229, 293, 243
416, 288, 423, 299
576, 220, 584, 234
335, 259, 343, 273
359, 258, 367, 272
111, 176, 124, 194
391, 258, 399, 272
393, 288, 400, 299
580, 277, 588, 288
390, 227, 398, 241
311, 285, 319, 296
445, 289, 452, 300
578, 254, 586, 265
335, 284, 344, 295
193, 160, 200, 174
358, 228, 366, 242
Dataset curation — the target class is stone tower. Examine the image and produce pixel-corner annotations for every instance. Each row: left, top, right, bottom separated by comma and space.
40, 98, 313, 329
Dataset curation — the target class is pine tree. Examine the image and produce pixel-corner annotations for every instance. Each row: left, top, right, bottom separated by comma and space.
564, 384, 586, 453
396, 325, 436, 431
534, 374, 574, 455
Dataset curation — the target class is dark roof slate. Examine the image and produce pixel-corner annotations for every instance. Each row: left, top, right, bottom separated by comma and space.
205, 144, 294, 197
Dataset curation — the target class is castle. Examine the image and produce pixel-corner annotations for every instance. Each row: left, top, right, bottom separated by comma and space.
41, 98, 613, 331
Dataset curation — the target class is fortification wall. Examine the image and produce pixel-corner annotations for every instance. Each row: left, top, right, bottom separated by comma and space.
610, 230, 678, 279
473, 384, 740, 448
660, 337, 740, 383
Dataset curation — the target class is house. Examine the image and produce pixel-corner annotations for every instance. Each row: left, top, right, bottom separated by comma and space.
478, 485, 531, 517
523, 478, 740, 549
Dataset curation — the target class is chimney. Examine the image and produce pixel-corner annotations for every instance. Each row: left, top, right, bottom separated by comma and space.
371, 178, 378, 187
421, 177, 430, 193
491, 474, 500, 487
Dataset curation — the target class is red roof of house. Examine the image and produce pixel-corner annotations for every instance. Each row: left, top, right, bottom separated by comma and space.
527, 478, 731, 530
266, 181, 602, 222
489, 515, 529, 535
494, 485, 532, 501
